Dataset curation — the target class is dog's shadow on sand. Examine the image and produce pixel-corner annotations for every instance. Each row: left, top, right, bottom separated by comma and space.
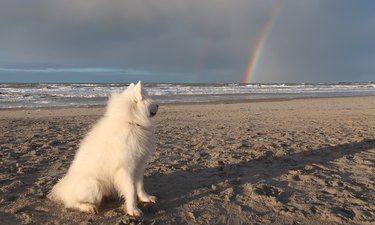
144, 139, 375, 218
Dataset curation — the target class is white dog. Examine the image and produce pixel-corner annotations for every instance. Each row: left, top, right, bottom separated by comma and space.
48, 81, 158, 217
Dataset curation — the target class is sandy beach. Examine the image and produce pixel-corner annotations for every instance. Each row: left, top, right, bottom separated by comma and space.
0, 96, 374, 225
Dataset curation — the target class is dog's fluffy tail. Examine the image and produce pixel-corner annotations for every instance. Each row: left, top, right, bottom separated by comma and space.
47, 178, 65, 202
48, 176, 104, 209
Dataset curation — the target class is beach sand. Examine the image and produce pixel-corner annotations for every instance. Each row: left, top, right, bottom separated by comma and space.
0, 96, 374, 225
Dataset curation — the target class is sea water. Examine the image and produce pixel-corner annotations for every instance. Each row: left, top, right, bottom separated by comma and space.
0, 83, 374, 108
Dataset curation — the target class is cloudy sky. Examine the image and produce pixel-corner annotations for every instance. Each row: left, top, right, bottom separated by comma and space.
0, 0, 374, 83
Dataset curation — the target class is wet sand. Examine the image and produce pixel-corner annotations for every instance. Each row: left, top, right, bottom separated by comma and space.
0, 96, 374, 224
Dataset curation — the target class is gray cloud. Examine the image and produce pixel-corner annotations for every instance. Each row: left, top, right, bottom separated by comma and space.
0, 0, 374, 83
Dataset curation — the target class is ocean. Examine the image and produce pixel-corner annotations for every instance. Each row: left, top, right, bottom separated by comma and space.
1, 83, 375, 108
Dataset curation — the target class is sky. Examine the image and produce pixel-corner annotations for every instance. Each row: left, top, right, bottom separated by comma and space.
0, 0, 374, 83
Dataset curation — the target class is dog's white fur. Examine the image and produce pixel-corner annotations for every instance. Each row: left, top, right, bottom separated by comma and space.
48, 81, 158, 217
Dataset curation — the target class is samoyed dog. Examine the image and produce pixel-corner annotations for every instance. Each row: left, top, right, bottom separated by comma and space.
48, 81, 158, 217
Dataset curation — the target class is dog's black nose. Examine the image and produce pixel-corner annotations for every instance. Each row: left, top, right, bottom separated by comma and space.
156, 104, 159, 108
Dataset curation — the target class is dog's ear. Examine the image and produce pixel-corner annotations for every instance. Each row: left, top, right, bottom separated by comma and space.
123, 83, 135, 93
134, 81, 142, 93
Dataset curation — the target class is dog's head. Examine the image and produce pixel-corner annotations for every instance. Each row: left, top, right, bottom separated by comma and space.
123, 81, 158, 118
106, 81, 158, 126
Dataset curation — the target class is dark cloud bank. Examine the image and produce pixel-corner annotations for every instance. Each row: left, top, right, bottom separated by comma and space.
0, 0, 374, 83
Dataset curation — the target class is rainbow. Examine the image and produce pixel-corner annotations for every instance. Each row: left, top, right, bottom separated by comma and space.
244, 5, 283, 83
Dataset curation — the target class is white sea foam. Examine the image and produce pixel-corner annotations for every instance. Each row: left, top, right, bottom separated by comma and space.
0, 83, 374, 108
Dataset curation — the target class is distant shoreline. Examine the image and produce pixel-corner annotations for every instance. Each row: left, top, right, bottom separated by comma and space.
1, 95, 374, 112
1, 82, 375, 109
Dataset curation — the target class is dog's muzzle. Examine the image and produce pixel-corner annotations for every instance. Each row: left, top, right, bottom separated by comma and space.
150, 104, 158, 117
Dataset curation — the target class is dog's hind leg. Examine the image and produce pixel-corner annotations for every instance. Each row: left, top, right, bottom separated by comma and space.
73, 203, 98, 214
64, 178, 102, 214
114, 169, 142, 217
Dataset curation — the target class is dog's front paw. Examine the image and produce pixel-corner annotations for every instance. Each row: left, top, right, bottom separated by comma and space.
146, 195, 157, 203
139, 195, 157, 204
126, 207, 143, 217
